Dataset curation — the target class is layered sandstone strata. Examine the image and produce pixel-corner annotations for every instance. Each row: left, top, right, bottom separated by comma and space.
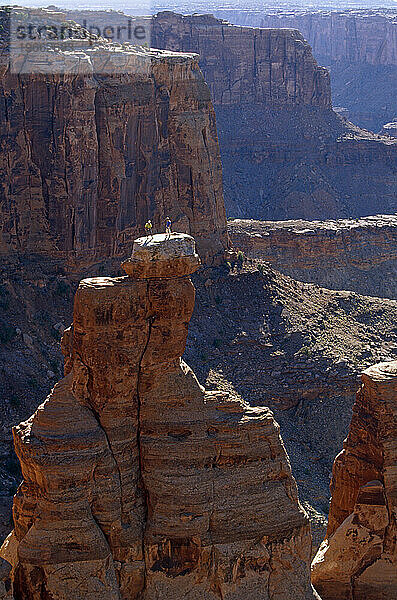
147, 11, 397, 220
312, 361, 397, 599
229, 215, 397, 298
213, 8, 397, 131
1, 234, 318, 600
0, 8, 228, 267
151, 12, 331, 107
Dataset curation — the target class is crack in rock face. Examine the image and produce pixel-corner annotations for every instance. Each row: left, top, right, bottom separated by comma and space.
1, 234, 318, 600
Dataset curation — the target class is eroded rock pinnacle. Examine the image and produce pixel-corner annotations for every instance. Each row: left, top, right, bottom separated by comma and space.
1, 235, 318, 600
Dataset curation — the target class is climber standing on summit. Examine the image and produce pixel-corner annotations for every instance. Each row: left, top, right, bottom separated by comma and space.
165, 216, 172, 235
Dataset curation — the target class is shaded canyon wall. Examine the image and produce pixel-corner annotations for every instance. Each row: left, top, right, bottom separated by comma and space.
150, 11, 397, 221
229, 215, 397, 299
212, 8, 397, 132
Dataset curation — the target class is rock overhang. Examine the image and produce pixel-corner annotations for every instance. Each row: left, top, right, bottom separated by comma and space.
121, 233, 201, 279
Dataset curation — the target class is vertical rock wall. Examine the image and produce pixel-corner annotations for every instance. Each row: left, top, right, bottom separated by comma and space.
0, 23, 229, 266
212, 8, 397, 131
152, 12, 331, 108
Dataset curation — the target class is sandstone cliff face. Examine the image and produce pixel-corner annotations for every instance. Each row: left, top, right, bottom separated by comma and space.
229, 215, 397, 299
61, 10, 331, 108
312, 361, 397, 599
214, 8, 397, 132
1, 234, 318, 600
152, 12, 331, 108
147, 11, 397, 220
0, 9, 228, 267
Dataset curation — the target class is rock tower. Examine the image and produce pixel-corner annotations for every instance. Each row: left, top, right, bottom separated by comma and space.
312, 361, 397, 599
2, 234, 318, 600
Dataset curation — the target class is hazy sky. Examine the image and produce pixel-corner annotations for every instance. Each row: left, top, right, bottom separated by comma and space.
4, 0, 396, 9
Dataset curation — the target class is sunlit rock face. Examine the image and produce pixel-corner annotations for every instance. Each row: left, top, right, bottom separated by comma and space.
312, 361, 397, 600
121, 232, 201, 278
22, 8, 396, 222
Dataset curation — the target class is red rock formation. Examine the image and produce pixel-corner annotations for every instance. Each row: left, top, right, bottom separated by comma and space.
312, 361, 397, 599
1, 234, 319, 600
216, 9, 397, 67
0, 11, 230, 523
151, 12, 331, 108
146, 11, 397, 221
228, 215, 397, 298
0, 8, 229, 267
